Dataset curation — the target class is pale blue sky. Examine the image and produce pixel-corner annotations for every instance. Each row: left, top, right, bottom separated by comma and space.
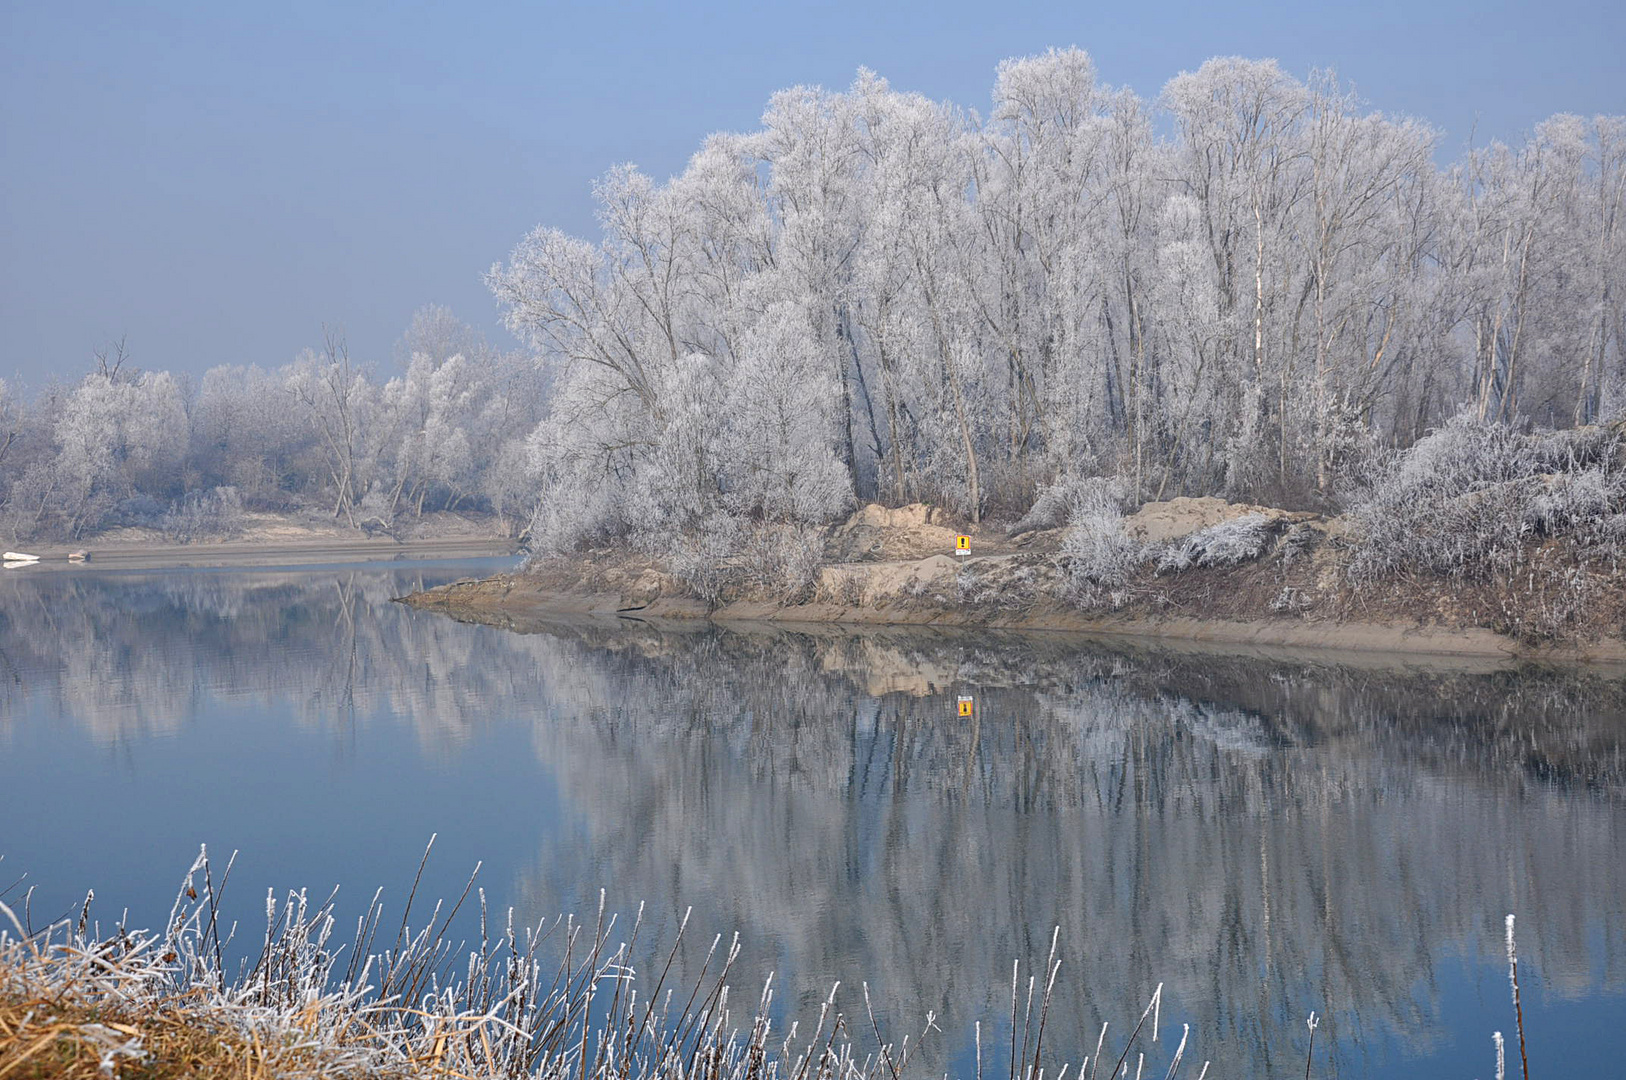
3, 0, 1622, 389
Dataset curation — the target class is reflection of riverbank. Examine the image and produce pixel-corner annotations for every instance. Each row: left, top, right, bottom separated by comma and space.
501, 624, 1626, 1074
6, 567, 1622, 797
3, 568, 1624, 1075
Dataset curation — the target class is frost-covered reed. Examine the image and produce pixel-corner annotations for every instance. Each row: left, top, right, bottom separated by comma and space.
0, 845, 1541, 1079
0, 847, 1206, 1080
1505, 914, 1530, 1080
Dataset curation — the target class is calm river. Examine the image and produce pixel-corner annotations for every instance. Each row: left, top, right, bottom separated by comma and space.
2, 560, 1624, 1077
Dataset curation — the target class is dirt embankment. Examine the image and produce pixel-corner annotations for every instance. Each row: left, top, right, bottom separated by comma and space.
401, 499, 1626, 665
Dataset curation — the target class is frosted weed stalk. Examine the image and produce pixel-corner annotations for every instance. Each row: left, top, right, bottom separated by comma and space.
0, 846, 1208, 1080
1505, 914, 1530, 1080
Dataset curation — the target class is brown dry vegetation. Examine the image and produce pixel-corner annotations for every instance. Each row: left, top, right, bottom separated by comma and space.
0, 988, 406, 1080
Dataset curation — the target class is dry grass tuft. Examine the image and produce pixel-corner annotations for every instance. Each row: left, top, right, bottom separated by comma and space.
0, 987, 403, 1080
2, 845, 1210, 1080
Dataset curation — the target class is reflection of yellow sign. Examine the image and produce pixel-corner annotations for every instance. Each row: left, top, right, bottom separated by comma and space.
957, 695, 974, 717
955, 534, 971, 553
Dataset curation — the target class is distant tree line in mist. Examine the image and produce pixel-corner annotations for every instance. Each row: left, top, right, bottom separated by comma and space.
2, 49, 1622, 546
0, 307, 545, 541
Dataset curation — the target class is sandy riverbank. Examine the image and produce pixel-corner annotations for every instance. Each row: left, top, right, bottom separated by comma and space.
402, 564, 1626, 669
1, 511, 521, 571
399, 498, 1626, 667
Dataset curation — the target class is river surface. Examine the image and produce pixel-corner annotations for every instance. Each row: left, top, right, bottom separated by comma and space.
3, 560, 1624, 1077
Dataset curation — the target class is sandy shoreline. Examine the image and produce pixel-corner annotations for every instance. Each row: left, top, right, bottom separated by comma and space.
2, 535, 520, 572
12, 501, 1623, 669
389, 496, 1626, 667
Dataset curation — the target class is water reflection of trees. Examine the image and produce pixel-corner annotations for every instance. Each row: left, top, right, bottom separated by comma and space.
4, 573, 1624, 1074
0, 568, 558, 748
498, 624, 1626, 1074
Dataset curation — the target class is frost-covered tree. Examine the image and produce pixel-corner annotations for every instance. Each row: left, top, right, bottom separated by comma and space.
50, 371, 189, 534
0, 378, 15, 474
721, 302, 853, 522
189, 363, 312, 502
285, 333, 390, 525
383, 353, 478, 516
487, 50, 1625, 547
7, 51, 1622, 547
393, 302, 488, 369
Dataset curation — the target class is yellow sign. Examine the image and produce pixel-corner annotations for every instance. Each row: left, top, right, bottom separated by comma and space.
955, 534, 971, 552
957, 695, 974, 717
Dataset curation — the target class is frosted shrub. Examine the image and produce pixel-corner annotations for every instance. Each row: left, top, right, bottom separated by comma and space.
1531, 467, 1626, 550
523, 463, 625, 556
1157, 513, 1271, 572
740, 522, 826, 602
110, 494, 166, 527
355, 487, 394, 528
1008, 477, 1096, 537
1512, 547, 1597, 639
668, 513, 743, 606
1349, 413, 1538, 582
1059, 479, 1142, 608
721, 303, 855, 525
160, 486, 246, 543
1269, 585, 1311, 613
1318, 392, 1384, 492
673, 516, 828, 606
1277, 522, 1317, 563
482, 436, 539, 536
0, 462, 54, 543
1602, 512, 1626, 547
1349, 410, 1626, 584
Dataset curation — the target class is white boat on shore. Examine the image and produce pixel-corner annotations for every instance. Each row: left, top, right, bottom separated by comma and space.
3, 551, 40, 562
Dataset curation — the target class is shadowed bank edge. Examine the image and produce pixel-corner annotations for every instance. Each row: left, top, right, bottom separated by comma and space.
0, 847, 1534, 1080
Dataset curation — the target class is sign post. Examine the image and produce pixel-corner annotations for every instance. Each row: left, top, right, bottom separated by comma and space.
957, 695, 974, 717
955, 535, 971, 556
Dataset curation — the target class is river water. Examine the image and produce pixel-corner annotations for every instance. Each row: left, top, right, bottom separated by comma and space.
2, 560, 1624, 1077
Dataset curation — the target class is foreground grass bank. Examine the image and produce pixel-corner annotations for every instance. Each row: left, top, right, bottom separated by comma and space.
1, 849, 1211, 1080
2, 850, 1548, 1079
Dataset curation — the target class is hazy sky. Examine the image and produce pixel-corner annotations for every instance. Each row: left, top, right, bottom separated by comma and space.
3, 0, 1622, 390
